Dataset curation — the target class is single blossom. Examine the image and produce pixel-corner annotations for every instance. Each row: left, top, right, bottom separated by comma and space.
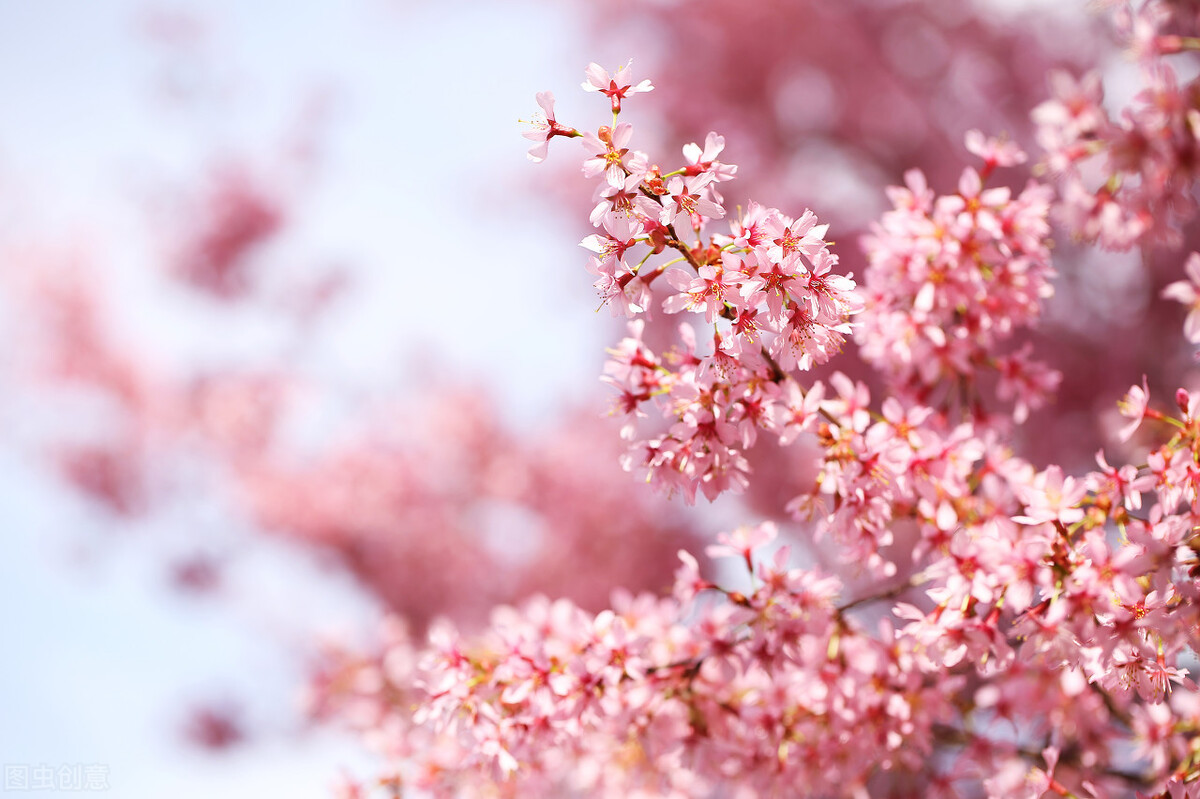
964, 129, 1028, 170
581, 59, 653, 113
1162, 252, 1200, 342
1117, 375, 1151, 442
522, 91, 578, 162
660, 174, 725, 228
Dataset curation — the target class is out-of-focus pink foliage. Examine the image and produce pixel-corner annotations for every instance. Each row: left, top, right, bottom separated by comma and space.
183, 703, 245, 751
172, 166, 283, 299
237, 391, 695, 630
8, 173, 697, 634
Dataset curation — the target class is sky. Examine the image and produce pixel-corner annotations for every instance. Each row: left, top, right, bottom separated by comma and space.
0, 1, 634, 796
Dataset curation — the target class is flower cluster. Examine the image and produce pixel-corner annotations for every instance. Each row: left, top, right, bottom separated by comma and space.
337, 491, 1200, 797
326, 526, 963, 797
1034, 2, 1200, 250
530, 61, 862, 503
857, 135, 1059, 423
341, 58, 1200, 798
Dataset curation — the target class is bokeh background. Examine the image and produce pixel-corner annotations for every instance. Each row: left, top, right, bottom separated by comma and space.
0, 2, 614, 795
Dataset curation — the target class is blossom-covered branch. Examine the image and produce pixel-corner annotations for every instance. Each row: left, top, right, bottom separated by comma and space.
311, 57, 1200, 798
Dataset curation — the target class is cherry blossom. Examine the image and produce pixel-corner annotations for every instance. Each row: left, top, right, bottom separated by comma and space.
522, 90, 579, 163
582, 59, 653, 113
1162, 252, 1200, 342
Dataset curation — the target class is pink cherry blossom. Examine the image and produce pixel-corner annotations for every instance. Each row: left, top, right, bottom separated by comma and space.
582, 59, 653, 113
580, 122, 637, 187
1118, 376, 1152, 442
522, 91, 578, 163
1162, 252, 1200, 342
660, 174, 724, 228
964, 129, 1027, 172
